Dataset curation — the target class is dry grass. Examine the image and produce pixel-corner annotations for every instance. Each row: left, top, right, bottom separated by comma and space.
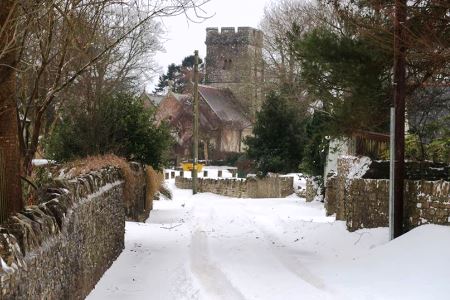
62, 154, 137, 207
145, 166, 164, 209
48, 154, 168, 212
62, 154, 129, 177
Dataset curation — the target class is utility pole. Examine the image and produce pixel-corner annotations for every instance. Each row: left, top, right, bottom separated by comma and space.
393, 0, 407, 238
192, 50, 199, 194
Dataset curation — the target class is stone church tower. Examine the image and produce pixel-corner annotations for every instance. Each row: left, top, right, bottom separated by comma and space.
205, 27, 264, 120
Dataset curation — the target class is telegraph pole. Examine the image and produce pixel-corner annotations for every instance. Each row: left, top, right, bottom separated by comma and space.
393, 0, 407, 238
192, 50, 199, 194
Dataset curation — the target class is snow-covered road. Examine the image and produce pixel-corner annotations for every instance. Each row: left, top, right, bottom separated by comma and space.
87, 180, 450, 300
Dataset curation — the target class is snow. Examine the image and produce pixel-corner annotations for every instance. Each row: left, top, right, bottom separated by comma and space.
324, 139, 349, 182
1, 258, 15, 274
87, 178, 450, 300
32, 159, 55, 166
318, 224, 450, 300
343, 155, 372, 179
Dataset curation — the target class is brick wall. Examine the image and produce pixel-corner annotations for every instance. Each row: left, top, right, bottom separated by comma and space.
175, 176, 293, 198
0, 167, 125, 299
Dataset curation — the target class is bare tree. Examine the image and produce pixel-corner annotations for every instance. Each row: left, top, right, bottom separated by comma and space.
0, 1, 22, 222
16, 0, 210, 175
41, 5, 165, 139
260, 0, 332, 91
0, 0, 210, 218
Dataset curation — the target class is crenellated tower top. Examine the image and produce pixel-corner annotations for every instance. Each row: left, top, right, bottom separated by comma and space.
205, 27, 263, 48
205, 26, 264, 120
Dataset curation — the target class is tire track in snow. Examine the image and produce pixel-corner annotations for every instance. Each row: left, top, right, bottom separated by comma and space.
189, 199, 330, 299
189, 228, 246, 300
242, 206, 331, 294
170, 264, 201, 300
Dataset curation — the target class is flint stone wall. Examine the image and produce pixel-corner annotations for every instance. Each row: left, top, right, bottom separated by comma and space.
325, 157, 450, 231
0, 167, 125, 299
175, 176, 293, 198
305, 177, 324, 202
126, 162, 149, 222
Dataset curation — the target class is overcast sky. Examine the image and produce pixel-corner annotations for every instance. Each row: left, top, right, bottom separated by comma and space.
149, 0, 271, 89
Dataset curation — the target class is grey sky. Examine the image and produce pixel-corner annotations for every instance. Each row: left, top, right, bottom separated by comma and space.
150, 0, 270, 89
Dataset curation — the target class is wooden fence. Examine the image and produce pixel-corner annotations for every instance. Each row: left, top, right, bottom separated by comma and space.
350, 130, 390, 160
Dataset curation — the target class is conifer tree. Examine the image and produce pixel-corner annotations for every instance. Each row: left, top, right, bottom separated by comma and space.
245, 91, 307, 175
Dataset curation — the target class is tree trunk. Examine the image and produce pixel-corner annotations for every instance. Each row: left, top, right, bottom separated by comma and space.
0, 0, 23, 222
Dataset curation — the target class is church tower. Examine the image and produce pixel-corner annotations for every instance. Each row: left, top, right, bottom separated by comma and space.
205, 27, 264, 121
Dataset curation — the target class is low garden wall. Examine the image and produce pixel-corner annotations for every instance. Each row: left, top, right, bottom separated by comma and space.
325, 157, 450, 231
0, 167, 126, 299
305, 177, 324, 202
175, 176, 293, 198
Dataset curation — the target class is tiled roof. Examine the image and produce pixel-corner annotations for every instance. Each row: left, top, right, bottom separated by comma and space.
141, 92, 165, 106
198, 85, 251, 128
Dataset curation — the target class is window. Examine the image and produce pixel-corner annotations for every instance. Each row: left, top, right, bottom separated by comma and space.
223, 59, 232, 70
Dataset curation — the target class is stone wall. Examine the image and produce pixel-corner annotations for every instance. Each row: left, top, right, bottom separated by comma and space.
325, 174, 450, 232
343, 179, 390, 231
175, 176, 293, 198
0, 167, 125, 299
324, 176, 338, 216
405, 180, 450, 229
125, 162, 150, 222
305, 177, 324, 202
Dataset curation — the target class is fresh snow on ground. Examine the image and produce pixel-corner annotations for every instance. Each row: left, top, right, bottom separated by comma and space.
87, 178, 450, 300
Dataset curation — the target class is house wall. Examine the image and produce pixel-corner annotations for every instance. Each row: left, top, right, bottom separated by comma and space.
0, 165, 148, 299
239, 126, 253, 153
175, 176, 293, 198
220, 127, 241, 153
155, 93, 182, 125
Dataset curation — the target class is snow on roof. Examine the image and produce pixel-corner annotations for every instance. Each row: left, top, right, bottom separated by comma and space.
198, 85, 251, 128
141, 92, 164, 107
148, 94, 164, 105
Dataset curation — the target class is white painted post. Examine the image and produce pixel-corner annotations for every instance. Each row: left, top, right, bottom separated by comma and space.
389, 107, 395, 241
